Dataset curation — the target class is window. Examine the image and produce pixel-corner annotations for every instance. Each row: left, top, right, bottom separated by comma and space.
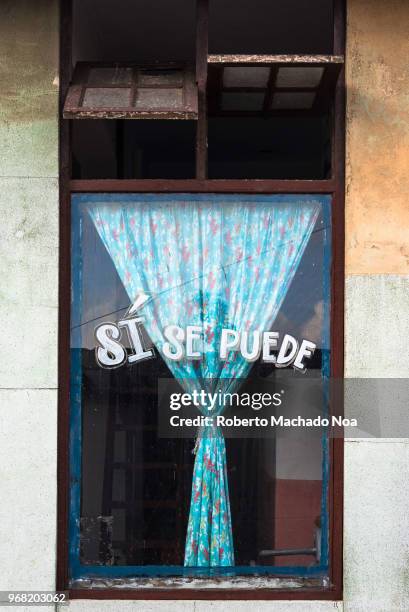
59, 0, 344, 599
64, 63, 198, 120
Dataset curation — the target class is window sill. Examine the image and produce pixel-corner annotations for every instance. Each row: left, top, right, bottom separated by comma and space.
69, 575, 340, 600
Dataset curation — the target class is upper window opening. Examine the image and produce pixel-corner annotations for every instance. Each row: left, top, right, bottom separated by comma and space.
67, 0, 343, 180
73, 0, 196, 64
208, 0, 334, 55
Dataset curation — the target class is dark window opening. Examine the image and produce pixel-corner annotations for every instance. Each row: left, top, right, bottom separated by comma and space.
72, 120, 196, 179
208, 116, 331, 179
73, 0, 196, 64
209, 0, 334, 55
71, 115, 330, 180
69, 0, 341, 181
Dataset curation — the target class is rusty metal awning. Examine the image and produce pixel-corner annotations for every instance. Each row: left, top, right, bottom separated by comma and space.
63, 62, 198, 120
207, 54, 344, 116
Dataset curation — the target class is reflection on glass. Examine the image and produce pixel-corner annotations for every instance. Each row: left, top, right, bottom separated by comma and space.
275, 66, 324, 89
134, 88, 183, 109
138, 69, 184, 87
223, 66, 270, 88
82, 87, 132, 108
87, 67, 133, 86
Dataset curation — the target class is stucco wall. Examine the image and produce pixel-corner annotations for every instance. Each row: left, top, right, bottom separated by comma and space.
0, 4, 59, 612
344, 1, 409, 611
346, 0, 409, 276
0, 1, 408, 612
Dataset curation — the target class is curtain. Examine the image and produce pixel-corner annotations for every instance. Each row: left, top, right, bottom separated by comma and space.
88, 195, 320, 567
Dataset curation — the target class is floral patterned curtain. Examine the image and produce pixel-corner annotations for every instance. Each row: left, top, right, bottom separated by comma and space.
88, 194, 320, 567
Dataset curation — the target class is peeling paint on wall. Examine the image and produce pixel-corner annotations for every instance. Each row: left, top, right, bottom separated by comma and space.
0, 1, 58, 178
0, 1, 58, 124
346, 0, 409, 275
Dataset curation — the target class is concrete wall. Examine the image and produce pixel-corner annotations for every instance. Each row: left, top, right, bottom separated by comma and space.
0, 4, 59, 612
0, 1, 408, 612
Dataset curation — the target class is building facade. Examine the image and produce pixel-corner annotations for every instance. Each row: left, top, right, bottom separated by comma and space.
0, 1, 408, 610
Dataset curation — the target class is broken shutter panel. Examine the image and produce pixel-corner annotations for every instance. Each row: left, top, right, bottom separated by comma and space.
63, 62, 198, 120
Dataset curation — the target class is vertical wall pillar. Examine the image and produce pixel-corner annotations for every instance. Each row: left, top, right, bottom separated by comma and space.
0, 0, 59, 597
344, 1, 409, 610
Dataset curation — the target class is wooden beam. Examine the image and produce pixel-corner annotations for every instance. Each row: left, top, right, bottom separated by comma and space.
208, 54, 344, 65
70, 179, 336, 194
195, 0, 209, 179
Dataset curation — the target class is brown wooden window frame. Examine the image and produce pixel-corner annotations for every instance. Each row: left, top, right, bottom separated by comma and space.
63, 62, 198, 120
57, 0, 345, 601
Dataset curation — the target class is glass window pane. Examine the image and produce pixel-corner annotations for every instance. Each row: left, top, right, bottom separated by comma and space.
138, 69, 184, 87
87, 67, 133, 86
276, 66, 324, 88
134, 88, 183, 109
223, 67, 270, 88
70, 193, 332, 583
82, 87, 132, 108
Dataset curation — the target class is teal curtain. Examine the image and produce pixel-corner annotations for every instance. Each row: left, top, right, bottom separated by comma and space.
88, 195, 320, 567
